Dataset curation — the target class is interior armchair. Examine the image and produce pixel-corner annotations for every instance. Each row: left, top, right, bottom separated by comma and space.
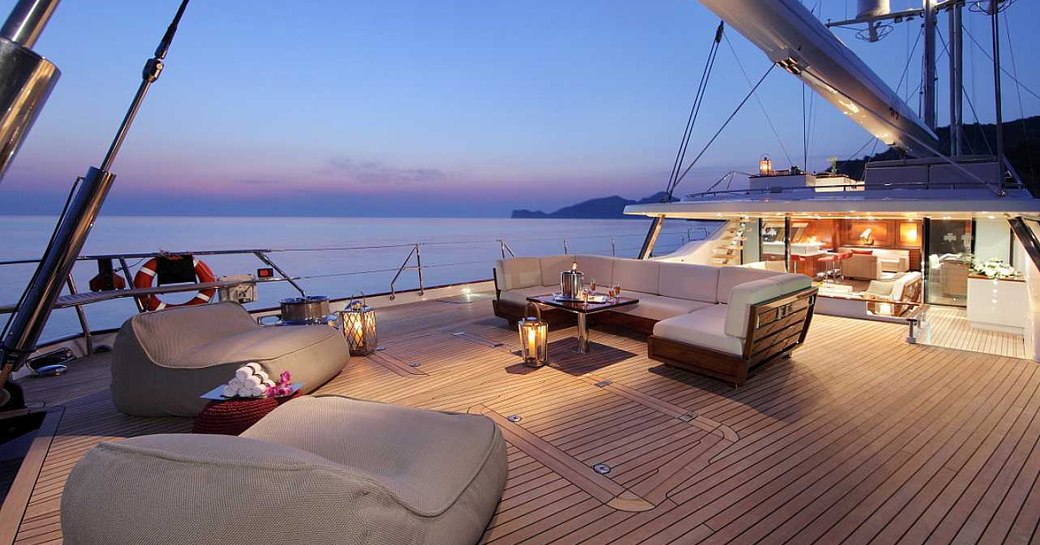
858, 272, 923, 317
841, 251, 882, 280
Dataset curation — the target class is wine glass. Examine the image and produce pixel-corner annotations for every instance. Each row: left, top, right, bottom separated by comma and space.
613, 282, 622, 302
589, 278, 597, 294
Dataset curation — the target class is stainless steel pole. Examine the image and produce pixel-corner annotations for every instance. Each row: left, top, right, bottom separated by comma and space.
990, 0, 1005, 185
949, 1, 963, 155
923, 0, 938, 131
0, 1, 191, 385
0, 0, 59, 48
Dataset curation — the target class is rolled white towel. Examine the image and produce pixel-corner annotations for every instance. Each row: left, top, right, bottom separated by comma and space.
235, 363, 264, 380
222, 385, 237, 397
249, 384, 265, 397
245, 375, 263, 388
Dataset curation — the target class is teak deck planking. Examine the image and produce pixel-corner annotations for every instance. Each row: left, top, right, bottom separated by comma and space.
6, 293, 1040, 544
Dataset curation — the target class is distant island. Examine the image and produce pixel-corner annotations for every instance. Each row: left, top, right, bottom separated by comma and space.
511, 191, 675, 219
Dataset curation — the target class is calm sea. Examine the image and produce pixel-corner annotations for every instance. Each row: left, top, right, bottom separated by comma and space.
0, 215, 717, 342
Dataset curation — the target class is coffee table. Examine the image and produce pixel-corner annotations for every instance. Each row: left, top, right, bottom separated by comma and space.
527, 294, 638, 354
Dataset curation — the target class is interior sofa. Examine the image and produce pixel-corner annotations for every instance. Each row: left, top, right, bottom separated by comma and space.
493, 255, 818, 385
840, 251, 883, 280
841, 247, 910, 273
62, 395, 506, 545
111, 302, 350, 417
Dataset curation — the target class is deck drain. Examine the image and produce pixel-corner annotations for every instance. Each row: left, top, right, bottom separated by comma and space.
592, 463, 611, 475
408, 361, 421, 368
594, 380, 613, 388
677, 412, 698, 422
375, 346, 386, 352
506, 415, 522, 423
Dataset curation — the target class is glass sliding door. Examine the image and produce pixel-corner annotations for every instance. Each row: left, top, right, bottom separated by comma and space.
926, 219, 972, 306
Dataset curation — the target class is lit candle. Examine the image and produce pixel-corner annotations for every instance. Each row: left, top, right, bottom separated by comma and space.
353, 320, 364, 346
527, 327, 537, 360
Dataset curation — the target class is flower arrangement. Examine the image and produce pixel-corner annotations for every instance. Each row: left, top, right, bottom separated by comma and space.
266, 371, 294, 398
971, 258, 1019, 279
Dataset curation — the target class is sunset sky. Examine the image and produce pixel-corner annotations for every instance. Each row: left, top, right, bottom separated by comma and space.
1, 0, 1037, 217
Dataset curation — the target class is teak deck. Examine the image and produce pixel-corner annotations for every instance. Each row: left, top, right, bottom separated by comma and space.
7, 293, 1040, 544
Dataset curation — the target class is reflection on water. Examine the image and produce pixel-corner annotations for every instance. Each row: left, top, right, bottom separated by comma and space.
0, 215, 718, 341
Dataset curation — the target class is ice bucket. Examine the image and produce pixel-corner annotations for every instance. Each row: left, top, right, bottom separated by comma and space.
560, 266, 583, 299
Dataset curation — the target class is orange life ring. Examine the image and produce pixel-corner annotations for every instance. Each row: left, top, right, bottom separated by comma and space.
134, 257, 217, 311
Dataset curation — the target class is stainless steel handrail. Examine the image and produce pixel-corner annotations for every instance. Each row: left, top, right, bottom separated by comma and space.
682, 178, 1026, 201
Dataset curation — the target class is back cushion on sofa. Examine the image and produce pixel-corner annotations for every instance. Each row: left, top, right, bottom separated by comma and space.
496, 257, 543, 291
574, 255, 614, 286
723, 277, 786, 338
658, 263, 720, 303
612, 258, 661, 295
539, 255, 575, 287
716, 266, 781, 304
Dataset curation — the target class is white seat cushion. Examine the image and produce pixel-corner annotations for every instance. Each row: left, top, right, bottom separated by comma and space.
495, 257, 542, 291
653, 305, 744, 356
658, 262, 720, 303
723, 274, 811, 338
499, 286, 554, 306
615, 293, 714, 321
612, 258, 661, 295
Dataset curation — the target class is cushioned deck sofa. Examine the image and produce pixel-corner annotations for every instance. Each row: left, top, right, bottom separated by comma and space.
493, 255, 818, 386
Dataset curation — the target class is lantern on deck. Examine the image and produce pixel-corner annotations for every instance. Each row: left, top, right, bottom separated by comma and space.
338, 293, 377, 356
518, 302, 548, 368
758, 155, 774, 176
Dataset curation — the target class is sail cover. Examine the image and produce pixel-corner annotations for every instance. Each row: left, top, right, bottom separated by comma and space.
698, 0, 939, 157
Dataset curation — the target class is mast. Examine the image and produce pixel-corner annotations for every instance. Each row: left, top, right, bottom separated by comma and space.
923, 0, 937, 131
949, 0, 963, 155
989, 0, 1005, 184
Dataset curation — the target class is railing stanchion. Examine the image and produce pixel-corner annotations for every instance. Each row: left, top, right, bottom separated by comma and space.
415, 243, 424, 296
563, 239, 568, 254
65, 274, 94, 355
254, 251, 305, 296
610, 236, 616, 257
119, 257, 144, 312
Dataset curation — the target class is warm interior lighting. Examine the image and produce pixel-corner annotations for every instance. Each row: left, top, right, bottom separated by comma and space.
900, 223, 919, 243
859, 227, 874, 245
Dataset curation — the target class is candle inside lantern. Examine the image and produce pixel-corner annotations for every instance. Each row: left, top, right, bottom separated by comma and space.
352, 319, 364, 346
526, 327, 537, 360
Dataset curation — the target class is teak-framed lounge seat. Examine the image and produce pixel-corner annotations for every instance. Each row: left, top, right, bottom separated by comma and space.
492, 254, 818, 385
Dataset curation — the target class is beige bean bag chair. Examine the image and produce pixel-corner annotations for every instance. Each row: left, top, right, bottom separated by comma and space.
111, 302, 349, 417
62, 396, 507, 545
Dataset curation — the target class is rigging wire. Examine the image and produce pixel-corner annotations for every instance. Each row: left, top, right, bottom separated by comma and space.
1001, 8, 1036, 183
722, 34, 794, 167
960, 21, 1040, 102
672, 64, 777, 191
937, 29, 993, 155
664, 21, 725, 198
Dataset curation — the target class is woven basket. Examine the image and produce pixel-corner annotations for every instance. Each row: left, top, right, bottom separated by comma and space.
192, 392, 301, 436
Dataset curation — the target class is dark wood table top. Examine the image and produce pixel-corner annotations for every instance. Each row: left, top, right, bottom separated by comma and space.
527, 294, 639, 314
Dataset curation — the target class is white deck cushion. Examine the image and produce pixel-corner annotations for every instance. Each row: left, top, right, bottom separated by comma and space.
574, 254, 614, 287
62, 396, 507, 545
496, 257, 542, 291
723, 274, 810, 338
659, 262, 720, 303
499, 286, 554, 306
615, 293, 714, 321
612, 258, 661, 295
653, 305, 744, 356
540, 255, 575, 287
716, 266, 782, 304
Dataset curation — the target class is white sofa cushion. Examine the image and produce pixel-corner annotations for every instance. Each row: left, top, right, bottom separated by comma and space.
653, 305, 744, 356
499, 286, 553, 306
574, 254, 614, 286
717, 266, 781, 304
723, 274, 811, 338
540, 255, 575, 287
612, 258, 661, 295
615, 293, 714, 321
496, 257, 542, 291
659, 262, 720, 303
